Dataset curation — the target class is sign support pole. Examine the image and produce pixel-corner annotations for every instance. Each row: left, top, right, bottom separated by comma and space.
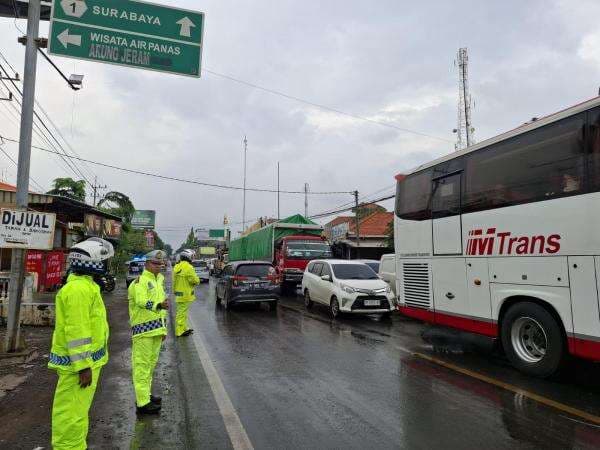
4, 0, 41, 353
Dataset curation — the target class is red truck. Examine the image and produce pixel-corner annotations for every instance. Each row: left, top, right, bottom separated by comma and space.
229, 215, 332, 294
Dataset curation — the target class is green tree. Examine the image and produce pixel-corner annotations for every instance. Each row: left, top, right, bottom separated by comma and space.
98, 191, 136, 224
177, 227, 198, 253
47, 177, 86, 202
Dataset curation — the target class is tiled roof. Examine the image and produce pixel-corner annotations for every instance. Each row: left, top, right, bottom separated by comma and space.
349, 211, 393, 236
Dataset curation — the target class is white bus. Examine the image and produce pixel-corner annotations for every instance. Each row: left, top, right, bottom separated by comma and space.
394, 96, 600, 377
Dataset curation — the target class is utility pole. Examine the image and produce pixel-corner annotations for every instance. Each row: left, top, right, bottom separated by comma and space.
304, 183, 309, 217
242, 136, 247, 232
4, 0, 41, 353
91, 176, 107, 206
277, 162, 280, 221
354, 190, 360, 259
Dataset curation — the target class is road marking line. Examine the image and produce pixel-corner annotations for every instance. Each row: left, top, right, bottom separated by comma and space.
188, 316, 254, 450
412, 351, 600, 426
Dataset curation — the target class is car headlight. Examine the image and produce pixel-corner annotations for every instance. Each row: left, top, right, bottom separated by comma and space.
385, 285, 392, 294
340, 284, 356, 294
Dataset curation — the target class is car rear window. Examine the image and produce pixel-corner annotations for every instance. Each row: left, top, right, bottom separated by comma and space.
236, 264, 274, 278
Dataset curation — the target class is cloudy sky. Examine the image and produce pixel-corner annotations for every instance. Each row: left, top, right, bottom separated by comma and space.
1, 0, 599, 247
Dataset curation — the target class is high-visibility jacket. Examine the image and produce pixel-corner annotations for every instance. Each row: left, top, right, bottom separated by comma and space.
128, 270, 167, 339
172, 260, 199, 303
48, 274, 109, 373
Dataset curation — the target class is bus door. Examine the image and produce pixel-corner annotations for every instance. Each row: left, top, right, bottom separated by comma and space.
430, 173, 469, 320
431, 173, 462, 255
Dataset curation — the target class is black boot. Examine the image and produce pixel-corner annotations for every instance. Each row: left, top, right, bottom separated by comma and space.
181, 329, 193, 336
150, 395, 162, 405
137, 402, 161, 414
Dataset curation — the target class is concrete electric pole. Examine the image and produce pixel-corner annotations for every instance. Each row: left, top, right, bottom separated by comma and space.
242, 136, 247, 232
354, 190, 360, 259
4, 0, 41, 353
91, 176, 107, 206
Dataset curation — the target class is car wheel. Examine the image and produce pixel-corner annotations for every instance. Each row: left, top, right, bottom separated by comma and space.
304, 289, 314, 309
501, 302, 566, 378
329, 296, 340, 319
268, 301, 277, 312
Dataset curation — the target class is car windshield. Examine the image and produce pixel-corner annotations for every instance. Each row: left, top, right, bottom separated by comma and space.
236, 264, 274, 278
365, 262, 380, 273
286, 241, 332, 260
192, 261, 208, 268
332, 264, 379, 280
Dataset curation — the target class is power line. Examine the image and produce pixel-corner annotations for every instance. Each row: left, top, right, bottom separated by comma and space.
0, 135, 353, 195
0, 54, 96, 187
204, 68, 454, 143
0, 137, 45, 191
309, 194, 395, 220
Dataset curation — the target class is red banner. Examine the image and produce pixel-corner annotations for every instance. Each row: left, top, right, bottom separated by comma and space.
45, 251, 65, 287
25, 250, 44, 290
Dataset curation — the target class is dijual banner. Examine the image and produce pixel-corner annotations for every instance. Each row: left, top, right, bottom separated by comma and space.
0, 209, 56, 250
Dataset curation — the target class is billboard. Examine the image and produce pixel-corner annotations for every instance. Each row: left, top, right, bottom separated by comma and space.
200, 247, 216, 255
0, 209, 56, 249
132, 210, 156, 229
84, 214, 122, 240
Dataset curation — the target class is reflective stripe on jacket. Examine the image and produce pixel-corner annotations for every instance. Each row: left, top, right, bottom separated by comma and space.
172, 260, 199, 303
128, 270, 167, 338
48, 274, 109, 372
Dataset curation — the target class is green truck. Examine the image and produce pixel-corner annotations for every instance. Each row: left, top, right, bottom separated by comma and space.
229, 214, 332, 293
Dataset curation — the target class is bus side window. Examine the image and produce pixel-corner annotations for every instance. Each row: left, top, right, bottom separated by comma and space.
463, 113, 586, 213
588, 107, 600, 191
395, 170, 432, 221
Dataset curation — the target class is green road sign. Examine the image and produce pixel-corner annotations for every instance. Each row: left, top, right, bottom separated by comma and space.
48, 0, 204, 77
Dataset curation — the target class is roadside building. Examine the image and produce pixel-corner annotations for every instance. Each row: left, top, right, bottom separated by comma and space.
0, 183, 122, 293
328, 210, 394, 260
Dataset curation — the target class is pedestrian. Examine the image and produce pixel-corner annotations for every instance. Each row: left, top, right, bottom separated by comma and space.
172, 248, 200, 337
49, 237, 114, 450
128, 249, 169, 414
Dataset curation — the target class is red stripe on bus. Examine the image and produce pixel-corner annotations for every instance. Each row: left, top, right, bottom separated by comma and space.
569, 337, 600, 360
400, 306, 600, 361
398, 306, 497, 337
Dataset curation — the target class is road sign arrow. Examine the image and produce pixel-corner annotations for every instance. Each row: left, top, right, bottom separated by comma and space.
176, 16, 196, 37
57, 29, 82, 48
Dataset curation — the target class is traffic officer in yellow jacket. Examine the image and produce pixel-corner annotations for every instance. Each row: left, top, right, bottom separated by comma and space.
172, 249, 199, 337
49, 237, 114, 450
128, 250, 168, 414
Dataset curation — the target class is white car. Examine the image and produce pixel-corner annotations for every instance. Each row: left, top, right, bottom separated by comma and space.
192, 260, 210, 283
301, 259, 395, 318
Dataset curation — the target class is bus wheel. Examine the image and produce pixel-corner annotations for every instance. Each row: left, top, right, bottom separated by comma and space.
501, 302, 565, 378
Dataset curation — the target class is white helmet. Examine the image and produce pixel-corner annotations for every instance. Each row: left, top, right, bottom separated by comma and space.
179, 248, 195, 262
68, 237, 114, 275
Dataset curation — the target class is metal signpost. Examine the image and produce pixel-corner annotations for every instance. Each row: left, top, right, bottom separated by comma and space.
4, 0, 41, 353
48, 0, 204, 77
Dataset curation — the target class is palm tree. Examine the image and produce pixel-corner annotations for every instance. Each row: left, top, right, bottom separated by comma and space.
46, 177, 86, 202
98, 191, 135, 223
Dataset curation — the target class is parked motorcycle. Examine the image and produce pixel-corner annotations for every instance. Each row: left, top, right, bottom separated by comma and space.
57, 270, 116, 293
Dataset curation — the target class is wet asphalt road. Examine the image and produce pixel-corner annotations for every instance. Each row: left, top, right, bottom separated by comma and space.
176, 280, 600, 450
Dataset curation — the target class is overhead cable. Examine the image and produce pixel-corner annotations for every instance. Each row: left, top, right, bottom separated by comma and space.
204, 68, 454, 143
0, 136, 353, 195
